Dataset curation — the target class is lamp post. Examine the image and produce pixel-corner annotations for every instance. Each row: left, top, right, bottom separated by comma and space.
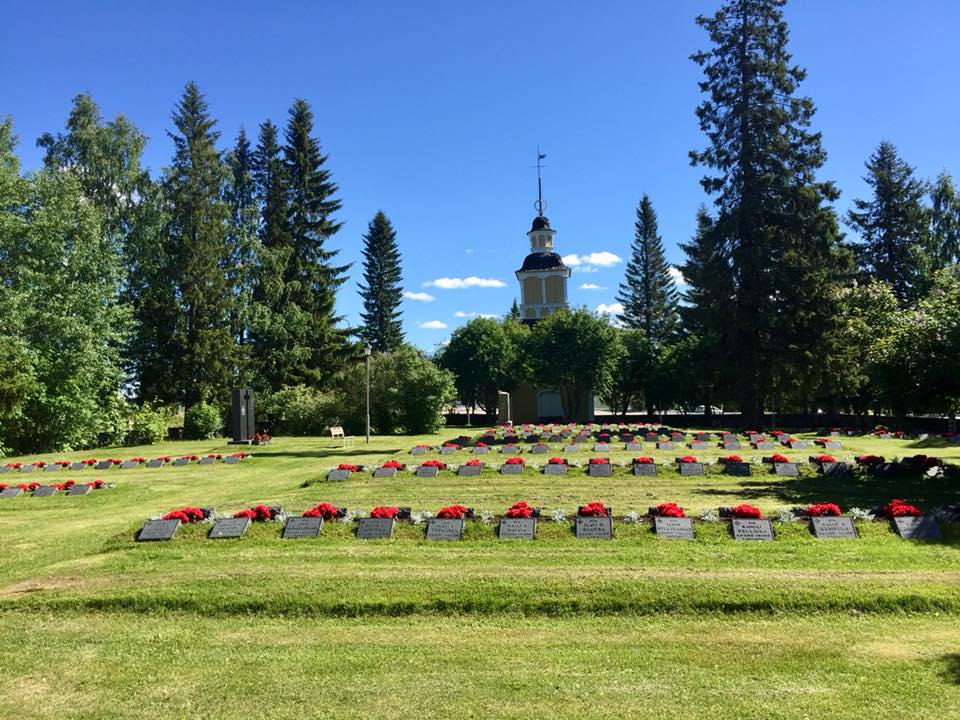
364, 344, 372, 444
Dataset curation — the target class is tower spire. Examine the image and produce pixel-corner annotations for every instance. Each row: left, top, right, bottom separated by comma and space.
534, 147, 547, 216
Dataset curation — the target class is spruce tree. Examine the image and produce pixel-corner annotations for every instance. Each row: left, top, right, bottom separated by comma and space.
846, 141, 930, 303
358, 211, 404, 351
616, 194, 679, 345
690, 0, 848, 426
508, 299, 521, 321
163, 81, 234, 407
225, 127, 258, 383
929, 170, 960, 267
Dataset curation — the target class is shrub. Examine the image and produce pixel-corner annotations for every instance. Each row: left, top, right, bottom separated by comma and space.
183, 402, 223, 440
258, 385, 340, 436
126, 404, 170, 446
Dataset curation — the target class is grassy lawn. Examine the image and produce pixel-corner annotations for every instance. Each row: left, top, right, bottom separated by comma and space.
1, 430, 959, 718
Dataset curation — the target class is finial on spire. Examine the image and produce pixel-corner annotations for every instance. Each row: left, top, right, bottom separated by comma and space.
534, 147, 547, 216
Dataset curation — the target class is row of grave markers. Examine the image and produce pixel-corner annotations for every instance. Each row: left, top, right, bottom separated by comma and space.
0, 455, 245, 474
420, 439, 842, 455
137, 513, 945, 543
0, 484, 98, 498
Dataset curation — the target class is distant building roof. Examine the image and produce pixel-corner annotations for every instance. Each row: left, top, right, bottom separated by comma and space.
530, 215, 551, 232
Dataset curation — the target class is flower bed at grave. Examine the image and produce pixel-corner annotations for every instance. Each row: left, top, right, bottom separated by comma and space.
181, 455, 200, 462
129, 457, 147, 464
881, 499, 922, 518
420, 459, 446, 470
370, 506, 399, 519
3, 462, 23, 470
503, 456, 524, 465
652, 502, 686, 518
679, 455, 698, 464
731, 504, 763, 519
437, 504, 469, 519
770, 453, 790, 464
720, 455, 742, 463
547, 456, 567, 465
162, 506, 206, 523
632, 457, 654, 464
855, 454, 885, 465
207, 454, 222, 460
475, 441, 487, 447
442, 442, 459, 449
588, 457, 610, 465
81, 458, 97, 466
813, 454, 837, 464
505, 501, 535, 518
228, 451, 249, 460
337, 463, 361, 472
905, 454, 941, 469
381, 460, 403, 469
578, 502, 608, 517
233, 504, 276, 521
85, 479, 107, 489
54, 460, 71, 468
464, 458, 482, 467
806, 503, 842, 517
304, 502, 341, 520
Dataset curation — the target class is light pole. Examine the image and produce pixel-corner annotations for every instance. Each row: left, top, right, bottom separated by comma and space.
364, 344, 372, 444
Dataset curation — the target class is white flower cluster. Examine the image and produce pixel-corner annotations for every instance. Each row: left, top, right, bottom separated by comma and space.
410, 511, 433, 525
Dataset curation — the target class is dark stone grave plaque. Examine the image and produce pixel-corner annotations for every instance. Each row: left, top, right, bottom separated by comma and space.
198, 456, 216, 466
120, 460, 139, 470
654, 516, 694, 540
754, 441, 774, 451
723, 441, 742, 451
575, 516, 613, 539
549, 434, 563, 443
871, 463, 902, 478
472, 446, 490, 455
588, 463, 613, 477
732, 518, 775, 541
357, 517, 395, 540
821, 462, 848, 477
33, 485, 58, 497
440, 446, 457, 455
694, 433, 711, 442
563, 444, 579, 453
146, 459, 165, 468
632, 463, 657, 477
282, 516, 323, 539
679, 462, 704, 477
724, 462, 751, 477
0, 487, 23, 498
500, 463, 524, 475
593, 443, 610, 452
373, 466, 397, 478
788, 441, 809, 450
0, 466, 10, 475
544, 463, 567, 476
67, 484, 92, 496
69, 462, 86, 471
172, 458, 190, 467
137, 518, 180, 542
458, 464, 482, 477
645, 434, 659, 442
411, 446, 427, 456
326, 468, 351, 482
223, 455, 242, 465
530, 445, 549, 455
823, 441, 842, 450
811, 516, 857, 539
625, 442, 642, 451
426, 517, 464, 541
774, 462, 799, 477
498, 517, 536, 540
95, 460, 113, 470
893, 516, 943, 540
416, 465, 439, 478
44, 463, 60, 472
690, 442, 708, 451
525, 435, 541, 444
504, 435, 519, 444
209, 517, 250, 539
20, 464, 37, 473
657, 442, 674, 451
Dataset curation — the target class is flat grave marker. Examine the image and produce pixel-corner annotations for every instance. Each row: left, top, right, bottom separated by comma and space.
498, 517, 536, 540
0, 487, 23, 498
754, 441, 774, 451
198, 456, 216, 466
120, 460, 139, 470
811, 516, 858, 539
209, 517, 250, 539
416, 465, 439, 478
223, 455, 242, 465
774, 462, 799, 477
172, 458, 190, 467
282, 516, 323, 539
821, 462, 848, 477
657, 442, 674, 451
373, 466, 398, 478
549, 434, 563, 443
694, 433, 711, 442
95, 460, 113, 470
500, 463, 524, 476
563, 444, 579, 453
645, 434, 659, 442
69, 462, 86, 471
410, 447, 427, 456
732, 518, 775, 541
588, 463, 613, 477
530, 445, 549, 455
458, 464, 482, 477
146, 459, 165, 468
543, 463, 567, 476
32, 485, 58, 497
871, 463, 902, 478
0, 466, 10, 475
326, 468, 351, 482
788, 441, 809, 450
43, 464, 60, 472
823, 441, 842, 450
654, 516, 695, 540
472, 446, 489, 455
137, 518, 180, 542
679, 462, 705, 477
426, 518, 464, 541
357, 517, 395, 540
625, 442, 642, 451
723, 441, 742, 451
67, 484, 92, 496
690, 442, 708, 451
575, 516, 613, 540
20, 464, 38, 473
724, 462, 751, 477
593, 443, 610, 452
893, 516, 943, 541
440, 446, 457, 455
632, 463, 657, 477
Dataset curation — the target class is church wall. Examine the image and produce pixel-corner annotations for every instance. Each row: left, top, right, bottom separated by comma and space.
545, 275, 564, 304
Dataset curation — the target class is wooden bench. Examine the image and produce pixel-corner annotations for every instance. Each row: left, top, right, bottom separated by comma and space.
330, 426, 354, 447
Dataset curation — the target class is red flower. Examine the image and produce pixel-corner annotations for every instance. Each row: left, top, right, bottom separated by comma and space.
421, 459, 446, 469
589, 457, 610, 465
679, 455, 698, 464
633, 457, 654, 464
807, 503, 841, 517
504, 456, 524, 465
505, 501, 534, 518
228, 451, 247, 459
579, 502, 608, 517
109, 458, 122, 465
370, 506, 399, 519
63, 480, 76, 488
414, 443, 430, 449
55, 460, 71, 467
337, 463, 361, 472
437, 504, 468, 519
814, 454, 836, 463
303, 502, 339, 520
653, 502, 686, 518
881, 499, 922, 518
442, 442, 459, 448
751, 437, 767, 444
475, 441, 487, 447
721, 454, 742, 463
732, 504, 763, 519
855, 454, 884, 465
234, 504, 274, 522
786, 437, 798, 443
162, 506, 205, 523
81, 458, 97, 466
34, 461, 47, 468
207, 453, 222, 460
770, 454, 790, 464
129, 457, 146, 464
771, 430, 784, 436
86, 479, 106, 489
382, 460, 402, 469
4, 462, 22, 469
26, 482, 41, 491
464, 458, 482, 466
547, 456, 566, 465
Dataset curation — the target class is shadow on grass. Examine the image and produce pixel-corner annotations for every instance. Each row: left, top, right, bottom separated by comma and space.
940, 654, 960, 685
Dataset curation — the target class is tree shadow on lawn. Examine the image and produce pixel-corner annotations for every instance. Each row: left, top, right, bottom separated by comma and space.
940, 654, 960, 685
252, 448, 405, 460
692, 471, 960, 509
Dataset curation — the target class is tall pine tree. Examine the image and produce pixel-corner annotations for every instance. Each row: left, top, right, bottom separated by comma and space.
929, 170, 960, 267
358, 211, 404, 351
690, 0, 848, 426
846, 141, 930, 303
163, 81, 235, 407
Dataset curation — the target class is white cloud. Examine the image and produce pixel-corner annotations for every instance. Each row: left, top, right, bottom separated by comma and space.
669, 266, 687, 286
579, 283, 606, 290
418, 320, 448, 330
563, 251, 622, 268
595, 302, 624, 315
404, 290, 435, 302
455, 311, 498, 319
424, 276, 506, 289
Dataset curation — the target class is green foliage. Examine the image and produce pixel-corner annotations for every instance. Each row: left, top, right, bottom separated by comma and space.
126, 403, 170, 446
528, 309, 624, 420
183, 401, 224, 440
438, 317, 523, 414
929, 170, 960, 267
358, 211, 404, 352
598, 328, 647, 416
341, 346, 455, 434
258, 385, 340, 435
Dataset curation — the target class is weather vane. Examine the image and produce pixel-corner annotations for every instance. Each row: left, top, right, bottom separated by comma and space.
533, 147, 547, 216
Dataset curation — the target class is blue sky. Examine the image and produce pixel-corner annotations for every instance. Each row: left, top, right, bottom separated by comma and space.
3, 0, 959, 350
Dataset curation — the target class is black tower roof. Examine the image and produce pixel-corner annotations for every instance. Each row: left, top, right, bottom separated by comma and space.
518, 251, 567, 272
530, 215, 551, 232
